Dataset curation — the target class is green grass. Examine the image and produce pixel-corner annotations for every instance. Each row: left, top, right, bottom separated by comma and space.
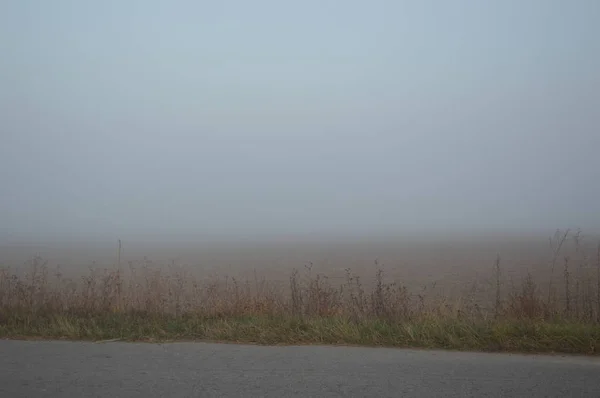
2, 312, 599, 354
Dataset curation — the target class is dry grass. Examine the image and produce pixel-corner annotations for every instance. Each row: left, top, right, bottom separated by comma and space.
1, 229, 600, 354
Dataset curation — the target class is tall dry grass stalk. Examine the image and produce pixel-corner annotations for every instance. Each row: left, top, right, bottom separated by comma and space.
597, 242, 600, 322
494, 254, 501, 318
547, 229, 569, 307
564, 256, 571, 315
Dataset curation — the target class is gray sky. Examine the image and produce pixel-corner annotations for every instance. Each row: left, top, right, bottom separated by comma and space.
1, 0, 599, 243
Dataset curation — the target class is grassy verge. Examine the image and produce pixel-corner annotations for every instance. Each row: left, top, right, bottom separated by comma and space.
2, 229, 600, 355
2, 311, 599, 355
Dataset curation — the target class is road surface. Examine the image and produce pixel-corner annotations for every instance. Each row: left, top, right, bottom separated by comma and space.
1, 340, 599, 397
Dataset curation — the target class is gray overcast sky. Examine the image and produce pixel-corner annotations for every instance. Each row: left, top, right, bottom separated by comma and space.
1, 0, 599, 243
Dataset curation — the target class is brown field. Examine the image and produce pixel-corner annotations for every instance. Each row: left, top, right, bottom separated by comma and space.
2, 229, 598, 301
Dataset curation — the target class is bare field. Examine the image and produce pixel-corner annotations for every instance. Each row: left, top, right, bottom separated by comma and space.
0, 236, 543, 299
2, 230, 599, 309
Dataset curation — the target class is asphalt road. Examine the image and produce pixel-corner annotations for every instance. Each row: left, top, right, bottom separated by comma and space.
1, 340, 600, 397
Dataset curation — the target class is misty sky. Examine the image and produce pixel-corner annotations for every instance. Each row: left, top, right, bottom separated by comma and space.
1, 1, 599, 243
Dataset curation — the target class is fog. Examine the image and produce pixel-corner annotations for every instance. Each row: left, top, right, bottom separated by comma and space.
1, 1, 599, 245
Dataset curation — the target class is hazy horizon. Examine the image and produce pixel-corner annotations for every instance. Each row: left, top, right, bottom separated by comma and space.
2, 1, 599, 244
